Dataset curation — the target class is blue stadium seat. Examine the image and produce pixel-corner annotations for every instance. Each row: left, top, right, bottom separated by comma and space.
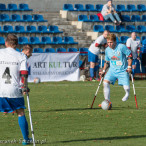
0, 4, 6, 10
56, 48, 66, 52
67, 48, 78, 52
121, 15, 130, 22
141, 36, 146, 43
0, 14, 10, 21
0, 37, 5, 45
116, 36, 119, 43
18, 37, 29, 45
48, 25, 62, 33
116, 4, 126, 12
0, 26, 2, 32
33, 14, 47, 22
19, 3, 32, 11
45, 48, 55, 53
89, 15, 99, 22
33, 48, 44, 53
131, 15, 141, 22
93, 25, 104, 32
95, 4, 103, 11
120, 36, 129, 43
105, 25, 115, 32
137, 25, 146, 33
30, 37, 41, 44
115, 25, 127, 32
11, 14, 22, 21
136, 36, 140, 40
79, 48, 88, 56
79, 60, 83, 68
137, 4, 146, 12
142, 15, 146, 22
38, 25, 49, 33
52, 37, 63, 44
64, 37, 78, 44
78, 15, 89, 21
3, 25, 13, 33
126, 4, 137, 12
7, 4, 18, 11
126, 25, 136, 32
74, 4, 85, 11
22, 14, 33, 22
14, 25, 25, 33
142, 39, 146, 45
41, 36, 52, 44
63, 4, 74, 11
26, 25, 37, 33
16, 48, 20, 52
85, 4, 95, 11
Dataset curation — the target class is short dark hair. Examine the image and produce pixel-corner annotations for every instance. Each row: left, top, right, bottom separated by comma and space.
6, 34, 18, 48
22, 45, 33, 52
107, 33, 116, 42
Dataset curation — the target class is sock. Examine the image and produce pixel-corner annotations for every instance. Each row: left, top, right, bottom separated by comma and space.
103, 81, 110, 101
90, 68, 94, 78
94, 65, 99, 72
132, 68, 135, 76
18, 115, 29, 140
94, 66, 99, 78
122, 85, 130, 101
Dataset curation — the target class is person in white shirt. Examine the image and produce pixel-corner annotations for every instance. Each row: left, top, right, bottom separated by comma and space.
101, 0, 122, 25
0, 34, 31, 145
88, 30, 109, 81
126, 32, 141, 77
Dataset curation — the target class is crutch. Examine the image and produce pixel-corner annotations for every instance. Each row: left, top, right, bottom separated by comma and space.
91, 76, 104, 108
139, 59, 142, 73
131, 74, 138, 109
26, 93, 35, 146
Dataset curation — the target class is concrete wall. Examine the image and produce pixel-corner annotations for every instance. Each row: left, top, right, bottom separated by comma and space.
0, 0, 146, 12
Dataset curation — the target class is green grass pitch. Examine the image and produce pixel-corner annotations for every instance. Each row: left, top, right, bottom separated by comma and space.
0, 80, 146, 146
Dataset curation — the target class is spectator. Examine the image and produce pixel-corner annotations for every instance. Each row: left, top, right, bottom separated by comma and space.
126, 32, 141, 77
101, 0, 122, 25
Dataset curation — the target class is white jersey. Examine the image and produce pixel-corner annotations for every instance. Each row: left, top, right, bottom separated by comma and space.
126, 38, 140, 59
89, 35, 107, 55
0, 47, 28, 98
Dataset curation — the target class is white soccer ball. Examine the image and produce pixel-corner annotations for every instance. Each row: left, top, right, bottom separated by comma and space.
34, 77, 40, 84
80, 75, 86, 81
101, 100, 112, 110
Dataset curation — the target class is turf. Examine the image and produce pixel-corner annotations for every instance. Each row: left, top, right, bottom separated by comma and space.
0, 80, 146, 146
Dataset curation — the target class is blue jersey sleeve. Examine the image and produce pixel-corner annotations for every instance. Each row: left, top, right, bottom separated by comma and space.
105, 48, 110, 61
121, 44, 131, 56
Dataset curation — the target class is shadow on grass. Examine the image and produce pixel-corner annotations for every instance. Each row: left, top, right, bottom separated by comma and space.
32, 106, 129, 113
32, 107, 99, 112
53, 135, 146, 144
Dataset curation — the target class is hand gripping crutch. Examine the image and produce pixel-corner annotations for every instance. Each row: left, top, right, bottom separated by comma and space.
26, 93, 35, 146
131, 74, 138, 109
91, 76, 104, 108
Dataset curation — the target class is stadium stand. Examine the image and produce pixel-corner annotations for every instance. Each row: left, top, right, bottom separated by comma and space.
44, 48, 56, 53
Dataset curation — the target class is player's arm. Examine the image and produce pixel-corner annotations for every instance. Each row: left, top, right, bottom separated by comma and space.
100, 61, 110, 77
127, 53, 133, 73
95, 43, 107, 48
20, 70, 30, 94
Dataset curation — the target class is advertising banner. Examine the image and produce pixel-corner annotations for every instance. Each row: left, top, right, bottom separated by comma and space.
28, 53, 80, 82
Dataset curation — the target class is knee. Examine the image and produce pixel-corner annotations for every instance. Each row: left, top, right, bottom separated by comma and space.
16, 108, 25, 117
103, 81, 110, 86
